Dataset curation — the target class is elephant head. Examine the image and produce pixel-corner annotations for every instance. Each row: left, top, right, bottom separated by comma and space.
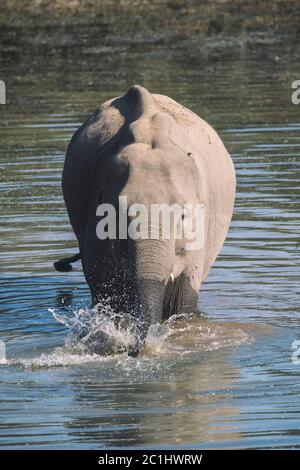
86, 140, 203, 355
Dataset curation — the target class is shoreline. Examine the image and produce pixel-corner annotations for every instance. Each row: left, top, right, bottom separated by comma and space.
1, 0, 299, 43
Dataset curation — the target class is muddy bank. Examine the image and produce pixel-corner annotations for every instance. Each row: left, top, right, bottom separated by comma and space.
1, 0, 299, 79
1, 0, 300, 50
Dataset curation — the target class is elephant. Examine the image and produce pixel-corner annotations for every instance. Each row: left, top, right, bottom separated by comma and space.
55, 85, 236, 355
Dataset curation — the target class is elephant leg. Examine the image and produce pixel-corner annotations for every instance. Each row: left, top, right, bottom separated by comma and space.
163, 275, 182, 318
54, 252, 81, 272
180, 273, 200, 313
163, 269, 200, 318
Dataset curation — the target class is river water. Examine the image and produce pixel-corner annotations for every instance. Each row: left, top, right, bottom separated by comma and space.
0, 31, 300, 448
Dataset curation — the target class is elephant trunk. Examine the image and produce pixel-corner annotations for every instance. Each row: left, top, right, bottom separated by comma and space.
129, 238, 172, 354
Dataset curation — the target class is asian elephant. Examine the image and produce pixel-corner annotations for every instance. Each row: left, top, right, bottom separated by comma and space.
55, 85, 236, 355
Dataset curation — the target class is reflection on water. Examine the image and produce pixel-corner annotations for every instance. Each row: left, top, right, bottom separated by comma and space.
0, 29, 300, 448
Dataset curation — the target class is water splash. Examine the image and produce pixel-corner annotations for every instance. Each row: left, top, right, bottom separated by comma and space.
50, 301, 163, 356
7, 305, 253, 369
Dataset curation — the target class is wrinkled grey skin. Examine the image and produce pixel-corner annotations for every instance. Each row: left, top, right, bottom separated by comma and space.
57, 85, 236, 354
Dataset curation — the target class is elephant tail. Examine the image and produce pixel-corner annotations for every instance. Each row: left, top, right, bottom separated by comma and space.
54, 253, 81, 272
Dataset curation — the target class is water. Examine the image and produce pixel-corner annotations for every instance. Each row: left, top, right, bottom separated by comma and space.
0, 30, 300, 449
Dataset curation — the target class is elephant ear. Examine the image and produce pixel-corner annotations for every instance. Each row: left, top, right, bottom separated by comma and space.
63, 85, 155, 196
62, 86, 148, 249
62, 96, 124, 247
153, 92, 236, 281
66, 84, 155, 165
